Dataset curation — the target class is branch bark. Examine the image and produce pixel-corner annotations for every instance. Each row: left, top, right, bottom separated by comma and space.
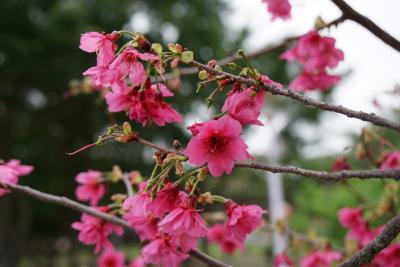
331, 0, 400, 52
235, 161, 400, 181
0, 183, 230, 267
338, 213, 400, 267
189, 60, 400, 133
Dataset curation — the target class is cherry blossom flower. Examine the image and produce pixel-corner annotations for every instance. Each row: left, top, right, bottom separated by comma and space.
124, 214, 159, 241
158, 194, 207, 252
71, 209, 123, 253
208, 224, 243, 254
147, 182, 179, 218
260, 74, 284, 89
142, 235, 188, 267
224, 200, 266, 243
332, 158, 351, 172
300, 249, 342, 267
123, 184, 152, 218
0, 159, 33, 196
97, 249, 125, 267
109, 46, 159, 86
380, 151, 400, 169
80, 31, 119, 66
281, 31, 344, 72
185, 116, 251, 177
288, 70, 340, 92
262, 0, 291, 20
75, 170, 105, 206
222, 87, 265, 126
274, 252, 294, 267
374, 243, 400, 267
129, 256, 146, 267
105, 83, 182, 127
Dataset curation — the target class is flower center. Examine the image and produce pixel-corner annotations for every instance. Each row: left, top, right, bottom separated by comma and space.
205, 133, 228, 154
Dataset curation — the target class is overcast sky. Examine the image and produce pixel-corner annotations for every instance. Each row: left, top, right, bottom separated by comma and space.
225, 0, 400, 157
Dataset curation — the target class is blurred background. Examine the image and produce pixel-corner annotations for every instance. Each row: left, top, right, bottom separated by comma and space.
0, 0, 399, 266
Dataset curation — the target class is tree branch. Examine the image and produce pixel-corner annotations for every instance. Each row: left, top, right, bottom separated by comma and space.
189, 60, 400, 133
235, 161, 400, 181
162, 16, 345, 80
0, 183, 230, 267
338, 213, 400, 267
331, 0, 400, 52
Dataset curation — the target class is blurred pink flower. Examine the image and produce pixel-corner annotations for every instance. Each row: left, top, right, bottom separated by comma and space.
332, 158, 351, 172
0, 159, 33, 196
380, 151, 400, 169
300, 249, 342, 267
288, 70, 340, 92
75, 170, 105, 206
208, 224, 243, 254
224, 200, 266, 243
274, 252, 294, 267
97, 249, 125, 267
129, 256, 146, 267
262, 0, 291, 20
374, 243, 400, 267
142, 235, 188, 267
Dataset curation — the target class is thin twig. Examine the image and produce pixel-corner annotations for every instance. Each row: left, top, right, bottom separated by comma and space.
331, 0, 400, 52
189, 60, 400, 133
235, 161, 400, 181
0, 183, 230, 267
338, 213, 400, 267
122, 173, 134, 197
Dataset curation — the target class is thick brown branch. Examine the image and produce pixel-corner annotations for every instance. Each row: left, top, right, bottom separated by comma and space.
189, 60, 400, 133
235, 161, 400, 181
0, 183, 230, 267
331, 0, 400, 52
338, 213, 400, 267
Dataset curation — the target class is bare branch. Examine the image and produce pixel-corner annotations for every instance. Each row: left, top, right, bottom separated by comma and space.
331, 0, 400, 52
0, 183, 230, 267
235, 161, 400, 181
189, 60, 400, 133
338, 213, 400, 267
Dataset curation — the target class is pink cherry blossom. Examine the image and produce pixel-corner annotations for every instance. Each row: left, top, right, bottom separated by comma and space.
274, 252, 294, 267
185, 116, 251, 177
71, 210, 123, 253
124, 214, 159, 241
105, 83, 182, 127
80, 31, 119, 66
109, 46, 158, 86
158, 194, 207, 251
332, 158, 351, 172
129, 256, 146, 267
123, 186, 151, 218
0, 159, 33, 196
300, 249, 342, 267
142, 235, 188, 267
374, 243, 400, 267
281, 31, 344, 72
380, 151, 400, 169
288, 70, 340, 92
208, 224, 243, 254
75, 170, 105, 206
97, 249, 125, 267
262, 0, 291, 20
224, 200, 266, 243
147, 182, 179, 218
221, 87, 265, 126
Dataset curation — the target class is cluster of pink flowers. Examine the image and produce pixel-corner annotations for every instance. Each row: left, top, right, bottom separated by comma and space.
118, 181, 265, 266
261, 0, 291, 20
186, 77, 281, 177
300, 249, 342, 267
281, 31, 344, 92
80, 32, 182, 127
379, 151, 400, 169
0, 159, 33, 196
338, 207, 400, 266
